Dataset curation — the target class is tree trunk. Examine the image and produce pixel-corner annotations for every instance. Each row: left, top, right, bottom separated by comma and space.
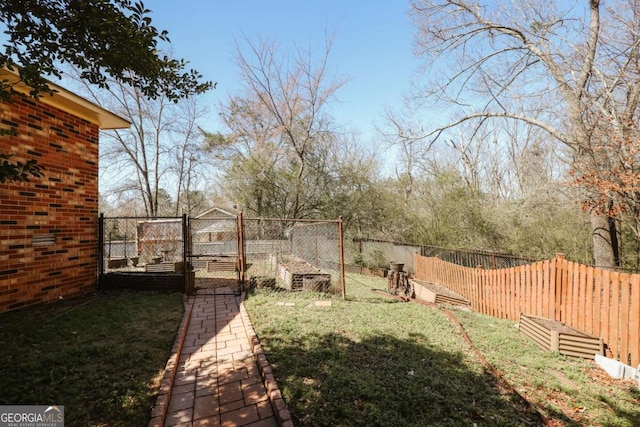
590, 211, 617, 268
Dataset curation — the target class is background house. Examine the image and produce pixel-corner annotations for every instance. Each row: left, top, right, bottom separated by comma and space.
0, 69, 129, 311
190, 206, 239, 260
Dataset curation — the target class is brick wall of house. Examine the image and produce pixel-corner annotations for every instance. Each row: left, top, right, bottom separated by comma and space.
0, 94, 100, 311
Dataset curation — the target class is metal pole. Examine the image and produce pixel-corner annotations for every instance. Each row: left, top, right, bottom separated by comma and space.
338, 216, 346, 299
315, 223, 319, 266
98, 213, 104, 280
182, 214, 189, 293
237, 211, 246, 286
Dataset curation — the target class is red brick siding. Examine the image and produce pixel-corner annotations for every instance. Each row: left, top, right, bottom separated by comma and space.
0, 94, 100, 311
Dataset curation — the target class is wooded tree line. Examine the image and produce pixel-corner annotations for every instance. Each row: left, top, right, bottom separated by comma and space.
202, 0, 640, 269
198, 33, 596, 266
4, 1, 640, 269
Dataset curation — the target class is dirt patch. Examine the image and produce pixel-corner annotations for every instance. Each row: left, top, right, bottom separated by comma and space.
195, 277, 240, 294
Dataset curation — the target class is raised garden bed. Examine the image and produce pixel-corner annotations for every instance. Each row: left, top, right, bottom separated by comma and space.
409, 279, 470, 306
278, 258, 331, 291
206, 259, 237, 272
192, 255, 238, 272
145, 261, 184, 273
519, 313, 604, 359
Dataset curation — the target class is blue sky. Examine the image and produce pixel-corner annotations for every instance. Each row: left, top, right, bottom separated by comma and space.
149, 1, 419, 141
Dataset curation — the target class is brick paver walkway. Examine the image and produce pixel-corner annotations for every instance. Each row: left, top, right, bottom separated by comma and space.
149, 290, 291, 427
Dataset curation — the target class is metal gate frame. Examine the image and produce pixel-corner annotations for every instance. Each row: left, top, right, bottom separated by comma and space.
187, 213, 244, 296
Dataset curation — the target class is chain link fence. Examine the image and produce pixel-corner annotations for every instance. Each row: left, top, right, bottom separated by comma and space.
99, 215, 346, 295
346, 238, 539, 272
98, 216, 188, 292
421, 245, 539, 269
101, 216, 186, 272
242, 218, 344, 294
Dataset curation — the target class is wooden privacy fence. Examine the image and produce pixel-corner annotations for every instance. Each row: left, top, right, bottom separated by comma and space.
413, 253, 640, 366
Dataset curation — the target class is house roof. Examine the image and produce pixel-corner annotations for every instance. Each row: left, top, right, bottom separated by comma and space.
196, 206, 238, 219
0, 68, 130, 130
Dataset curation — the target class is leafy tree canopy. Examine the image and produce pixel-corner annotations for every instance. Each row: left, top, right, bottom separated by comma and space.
0, 0, 213, 101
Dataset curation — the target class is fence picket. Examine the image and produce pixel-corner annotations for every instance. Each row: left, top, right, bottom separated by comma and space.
522, 265, 529, 315
560, 256, 569, 323
515, 266, 521, 320
593, 268, 602, 338
513, 266, 520, 320
504, 267, 510, 319
542, 259, 550, 318
620, 273, 631, 365
482, 267, 490, 316
499, 267, 506, 319
602, 269, 612, 358
477, 266, 482, 312
494, 268, 499, 318
526, 264, 533, 316
489, 268, 496, 317
610, 272, 621, 361
520, 265, 526, 316
570, 262, 579, 328
630, 275, 640, 367
549, 257, 556, 319
534, 261, 542, 317
505, 268, 518, 319
577, 264, 587, 331
585, 265, 594, 336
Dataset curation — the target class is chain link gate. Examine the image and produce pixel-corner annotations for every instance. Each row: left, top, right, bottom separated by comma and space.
188, 214, 242, 295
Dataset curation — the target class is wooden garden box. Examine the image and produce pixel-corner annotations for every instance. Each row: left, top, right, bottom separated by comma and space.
145, 261, 184, 273
278, 262, 331, 291
519, 313, 604, 359
409, 279, 470, 306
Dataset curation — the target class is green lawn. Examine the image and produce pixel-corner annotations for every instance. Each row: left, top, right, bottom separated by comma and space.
453, 307, 640, 427
243, 273, 640, 426
3, 275, 637, 426
0, 291, 184, 426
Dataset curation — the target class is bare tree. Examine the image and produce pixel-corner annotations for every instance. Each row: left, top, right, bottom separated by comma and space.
169, 96, 210, 216
212, 35, 347, 218
379, 108, 431, 202
405, 0, 640, 267
69, 68, 209, 217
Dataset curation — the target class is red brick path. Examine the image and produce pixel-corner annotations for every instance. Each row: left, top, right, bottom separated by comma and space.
149, 290, 292, 427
